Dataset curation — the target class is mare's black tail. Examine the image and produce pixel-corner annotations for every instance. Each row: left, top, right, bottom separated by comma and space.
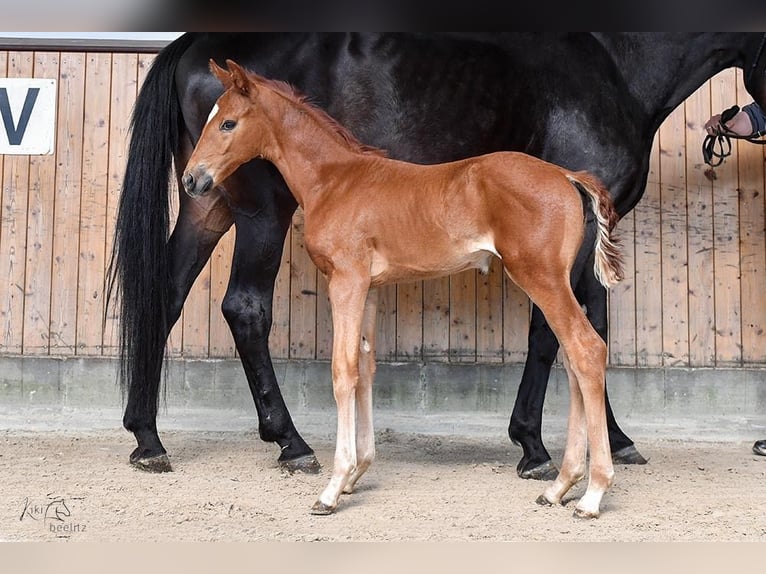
106, 33, 196, 418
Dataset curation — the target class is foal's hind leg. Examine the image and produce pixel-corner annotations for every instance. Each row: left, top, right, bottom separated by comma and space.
510, 265, 613, 518
509, 231, 598, 481
537, 351, 587, 505
534, 295, 613, 518
510, 248, 645, 480
573, 261, 646, 465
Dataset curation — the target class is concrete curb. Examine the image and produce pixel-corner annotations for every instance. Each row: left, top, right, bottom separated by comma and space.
1, 356, 765, 440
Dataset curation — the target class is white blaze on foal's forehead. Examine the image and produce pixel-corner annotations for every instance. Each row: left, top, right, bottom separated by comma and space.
205, 103, 220, 126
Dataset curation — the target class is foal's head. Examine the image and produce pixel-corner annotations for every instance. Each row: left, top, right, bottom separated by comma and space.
182, 59, 385, 198
182, 59, 287, 197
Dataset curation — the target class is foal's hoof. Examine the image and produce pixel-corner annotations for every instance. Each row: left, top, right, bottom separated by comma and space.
573, 507, 600, 520
612, 445, 648, 465
535, 494, 554, 507
129, 449, 172, 473
310, 501, 336, 515
279, 453, 322, 475
518, 460, 559, 481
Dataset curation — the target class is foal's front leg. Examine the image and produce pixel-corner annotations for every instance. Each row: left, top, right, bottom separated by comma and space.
343, 288, 379, 495
312, 272, 370, 515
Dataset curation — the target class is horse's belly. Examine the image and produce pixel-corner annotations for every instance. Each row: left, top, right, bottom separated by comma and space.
369, 246, 497, 286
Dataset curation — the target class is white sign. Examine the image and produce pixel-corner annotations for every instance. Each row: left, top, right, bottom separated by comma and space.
0, 78, 56, 155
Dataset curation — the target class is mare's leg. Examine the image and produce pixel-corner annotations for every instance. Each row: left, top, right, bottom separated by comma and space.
312, 272, 370, 514
343, 289, 379, 495
222, 182, 318, 473
125, 189, 232, 471
509, 303, 559, 480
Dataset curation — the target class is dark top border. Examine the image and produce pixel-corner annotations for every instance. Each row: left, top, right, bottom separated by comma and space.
0, 37, 173, 53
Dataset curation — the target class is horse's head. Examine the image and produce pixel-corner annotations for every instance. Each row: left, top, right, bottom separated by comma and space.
743, 33, 766, 111
182, 59, 272, 197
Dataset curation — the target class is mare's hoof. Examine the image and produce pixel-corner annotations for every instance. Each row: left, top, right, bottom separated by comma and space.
279, 453, 322, 475
573, 507, 600, 519
612, 445, 648, 465
519, 460, 559, 481
129, 449, 172, 473
535, 494, 554, 507
310, 501, 335, 515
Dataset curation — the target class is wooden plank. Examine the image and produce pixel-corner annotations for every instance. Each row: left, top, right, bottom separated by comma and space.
608, 210, 636, 366
476, 257, 503, 362
178, 57, 208, 356
658, 103, 690, 367
314, 266, 333, 360
502, 274, 530, 364
736, 69, 766, 365
634, 135, 664, 367
21, 53, 58, 355
181, 259, 212, 356
449, 269, 476, 362
103, 53, 139, 357
396, 280, 422, 360
76, 52, 112, 355
375, 284, 397, 361
422, 277, 450, 362
288, 207, 316, 359
49, 52, 85, 356
684, 82, 716, 366
0, 52, 32, 354
269, 224, 291, 359
208, 227, 236, 357
709, 68, 742, 365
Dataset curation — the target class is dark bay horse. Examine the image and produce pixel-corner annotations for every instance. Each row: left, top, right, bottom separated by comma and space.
109, 33, 766, 479
183, 60, 624, 516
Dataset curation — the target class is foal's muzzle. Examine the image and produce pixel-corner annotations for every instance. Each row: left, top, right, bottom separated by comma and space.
182, 168, 214, 197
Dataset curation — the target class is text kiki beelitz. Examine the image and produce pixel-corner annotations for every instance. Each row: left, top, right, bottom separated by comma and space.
19, 495, 87, 535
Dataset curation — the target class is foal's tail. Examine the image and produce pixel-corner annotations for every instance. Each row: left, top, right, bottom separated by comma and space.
567, 172, 624, 288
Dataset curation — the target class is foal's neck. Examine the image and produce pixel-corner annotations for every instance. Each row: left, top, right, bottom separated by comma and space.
262, 99, 365, 208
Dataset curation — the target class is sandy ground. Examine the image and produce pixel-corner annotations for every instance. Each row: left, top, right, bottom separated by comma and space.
1, 425, 765, 542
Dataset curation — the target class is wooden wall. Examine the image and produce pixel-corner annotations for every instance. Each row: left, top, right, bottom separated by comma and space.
1, 50, 764, 368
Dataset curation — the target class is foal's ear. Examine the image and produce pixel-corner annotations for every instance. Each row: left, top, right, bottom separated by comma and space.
209, 59, 233, 90
225, 59, 254, 97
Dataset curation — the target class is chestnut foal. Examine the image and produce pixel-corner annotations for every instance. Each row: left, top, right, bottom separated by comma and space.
182, 59, 624, 518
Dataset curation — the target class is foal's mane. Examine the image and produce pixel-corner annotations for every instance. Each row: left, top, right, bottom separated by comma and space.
251, 73, 387, 158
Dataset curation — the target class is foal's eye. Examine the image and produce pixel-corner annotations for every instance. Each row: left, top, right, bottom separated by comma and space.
220, 119, 237, 131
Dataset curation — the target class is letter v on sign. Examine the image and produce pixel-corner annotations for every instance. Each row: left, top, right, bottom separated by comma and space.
0, 78, 56, 155
0, 87, 39, 145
